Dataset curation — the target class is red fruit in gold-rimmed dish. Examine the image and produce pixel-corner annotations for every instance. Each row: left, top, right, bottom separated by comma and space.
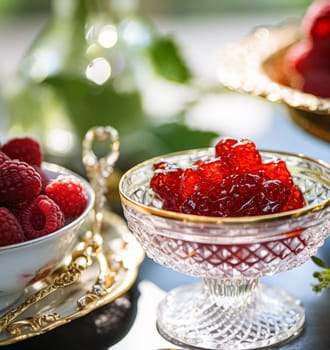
218, 1, 330, 142
119, 138, 330, 350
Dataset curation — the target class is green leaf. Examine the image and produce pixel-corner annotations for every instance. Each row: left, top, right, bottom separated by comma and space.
311, 256, 329, 269
149, 37, 191, 83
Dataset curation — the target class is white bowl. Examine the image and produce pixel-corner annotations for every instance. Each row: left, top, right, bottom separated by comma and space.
0, 162, 95, 310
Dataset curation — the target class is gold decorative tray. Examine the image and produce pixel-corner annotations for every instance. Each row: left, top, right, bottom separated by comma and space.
0, 211, 144, 346
218, 22, 330, 142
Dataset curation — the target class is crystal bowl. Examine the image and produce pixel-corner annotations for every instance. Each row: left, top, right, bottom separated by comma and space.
0, 162, 94, 311
119, 149, 330, 350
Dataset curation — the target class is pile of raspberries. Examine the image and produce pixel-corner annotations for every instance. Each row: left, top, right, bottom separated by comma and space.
0, 137, 88, 247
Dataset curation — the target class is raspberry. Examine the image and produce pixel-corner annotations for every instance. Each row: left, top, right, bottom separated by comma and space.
284, 42, 330, 97
33, 165, 49, 193
311, 16, 330, 42
1, 137, 42, 167
300, 70, 330, 98
0, 151, 10, 165
0, 160, 42, 206
284, 41, 330, 75
0, 207, 25, 247
301, 0, 330, 43
20, 195, 65, 239
282, 1, 330, 98
45, 176, 88, 219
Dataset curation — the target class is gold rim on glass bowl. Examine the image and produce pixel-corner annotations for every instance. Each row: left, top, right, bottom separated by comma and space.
120, 147, 330, 224
119, 148, 330, 350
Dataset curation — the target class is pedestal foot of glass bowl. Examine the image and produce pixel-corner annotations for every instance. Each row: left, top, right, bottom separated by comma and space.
156, 280, 305, 350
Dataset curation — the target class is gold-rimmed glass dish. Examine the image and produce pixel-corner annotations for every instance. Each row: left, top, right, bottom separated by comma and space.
119, 148, 330, 350
218, 23, 330, 143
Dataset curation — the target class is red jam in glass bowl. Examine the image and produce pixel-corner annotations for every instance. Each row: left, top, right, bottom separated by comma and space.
150, 138, 305, 217
120, 139, 329, 280
146, 138, 307, 276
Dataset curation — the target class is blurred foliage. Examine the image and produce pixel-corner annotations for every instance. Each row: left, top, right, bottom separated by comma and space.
149, 122, 216, 155
149, 37, 191, 83
4, 0, 218, 174
3, 0, 310, 174
0, 0, 312, 20
44, 75, 143, 138
312, 256, 330, 293
140, 0, 312, 15
0, 0, 50, 21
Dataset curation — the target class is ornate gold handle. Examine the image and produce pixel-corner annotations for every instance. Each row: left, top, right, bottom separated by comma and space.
82, 126, 120, 216
79, 126, 120, 307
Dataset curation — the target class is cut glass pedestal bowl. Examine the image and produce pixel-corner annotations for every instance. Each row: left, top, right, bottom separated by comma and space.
119, 149, 330, 350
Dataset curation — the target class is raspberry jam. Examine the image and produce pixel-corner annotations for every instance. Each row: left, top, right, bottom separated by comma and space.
149, 138, 307, 268
150, 138, 305, 217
